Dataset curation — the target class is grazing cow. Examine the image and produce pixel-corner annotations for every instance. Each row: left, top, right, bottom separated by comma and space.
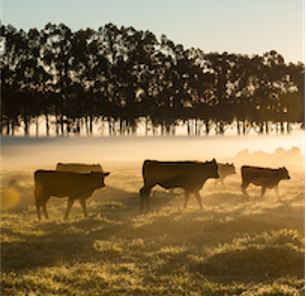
56, 163, 103, 173
241, 165, 290, 199
34, 170, 110, 220
216, 162, 236, 188
139, 159, 219, 210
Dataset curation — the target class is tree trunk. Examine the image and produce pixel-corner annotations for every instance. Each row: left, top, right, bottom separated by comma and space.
89, 115, 93, 135
0, 114, 4, 135
24, 116, 29, 136
286, 122, 291, 134
145, 117, 148, 136
66, 119, 71, 134
265, 121, 269, 134
6, 119, 10, 135
108, 120, 112, 135
171, 123, 176, 136
153, 125, 156, 136
85, 116, 89, 135
280, 122, 284, 134
35, 117, 39, 137
242, 120, 246, 135
205, 120, 210, 135
60, 114, 64, 135
76, 118, 81, 135
45, 114, 50, 136
236, 120, 241, 135
259, 122, 264, 134
11, 121, 15, 136
55, 114, 59, 136
112, 119, 116, 135
219, 121, 224, 135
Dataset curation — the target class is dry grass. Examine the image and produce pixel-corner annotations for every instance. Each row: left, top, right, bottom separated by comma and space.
1, 165, 304, 295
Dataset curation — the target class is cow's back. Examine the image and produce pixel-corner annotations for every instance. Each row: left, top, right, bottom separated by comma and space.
56, 163, 102, 173
144, 160, 195, 177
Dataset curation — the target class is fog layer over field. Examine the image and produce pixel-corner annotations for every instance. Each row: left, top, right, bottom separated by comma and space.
1, 133, 304, 171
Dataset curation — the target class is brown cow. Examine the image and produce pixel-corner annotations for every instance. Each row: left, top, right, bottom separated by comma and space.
241, 165, 290, 199
34, 170, 110, 220
139, 159, 219, 210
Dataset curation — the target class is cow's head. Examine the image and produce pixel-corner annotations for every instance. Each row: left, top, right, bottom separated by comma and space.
280, 167, 290, 180
101, 172, 110, 187
225, 162, 236, 175
93, 171, 110, 188
208, 158, 219, 179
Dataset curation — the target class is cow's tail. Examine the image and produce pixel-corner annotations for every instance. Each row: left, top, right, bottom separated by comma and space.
240, 166, 247, 179
34, 171, 41, 220
142, 160, 150, 178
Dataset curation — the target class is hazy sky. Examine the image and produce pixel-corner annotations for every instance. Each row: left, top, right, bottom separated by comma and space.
2, 0, 304, 63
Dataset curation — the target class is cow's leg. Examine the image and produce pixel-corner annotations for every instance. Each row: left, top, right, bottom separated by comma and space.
144, 190, 151, 211
260, 186, 266, 198
274, 186, 280, 199
241, 182, 250, 200
194, 192, 203, 209
64, 197, 75, 220
35, 199, 42, 221
183, 191, 190, 208
139, 186, 151, 211
139, 187, 146, 211
42, 201, 49, 219
34, 187, 42, 220
80, 199, 88, 217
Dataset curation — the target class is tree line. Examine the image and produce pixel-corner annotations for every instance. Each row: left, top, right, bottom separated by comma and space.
1, 23, 304, 136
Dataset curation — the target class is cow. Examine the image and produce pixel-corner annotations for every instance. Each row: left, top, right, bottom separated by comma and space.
139, 159, 219, 211
241, 165, 290, 199
216, 162, 236, 188
56, 163, 103, 173
34, 170, 110, 220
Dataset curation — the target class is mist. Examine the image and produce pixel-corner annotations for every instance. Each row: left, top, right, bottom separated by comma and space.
1, 133, 304, 172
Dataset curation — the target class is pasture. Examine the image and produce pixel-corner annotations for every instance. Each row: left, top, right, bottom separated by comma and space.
1, 162, 304, 296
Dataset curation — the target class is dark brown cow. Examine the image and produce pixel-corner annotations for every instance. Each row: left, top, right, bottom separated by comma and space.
139, 159, 219, 210
241, 165, 290, 199
34, 170, 110, 220
216, 162, 236, 188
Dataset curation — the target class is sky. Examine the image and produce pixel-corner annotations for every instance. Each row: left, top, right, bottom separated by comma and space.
2, 0, 305, 63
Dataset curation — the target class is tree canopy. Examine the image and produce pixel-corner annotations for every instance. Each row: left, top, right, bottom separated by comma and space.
1, 23, 304, 136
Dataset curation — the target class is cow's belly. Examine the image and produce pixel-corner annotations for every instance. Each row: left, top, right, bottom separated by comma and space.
157, 178, 204, 192
250, 177, 277, 187
43, 187, 93, 199
157, 181, 182, 190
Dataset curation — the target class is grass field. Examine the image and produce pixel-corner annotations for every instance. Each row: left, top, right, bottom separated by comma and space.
1, 163, 304, 296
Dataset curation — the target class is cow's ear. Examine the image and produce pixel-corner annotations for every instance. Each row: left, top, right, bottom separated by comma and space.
104, 172, 110, 177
